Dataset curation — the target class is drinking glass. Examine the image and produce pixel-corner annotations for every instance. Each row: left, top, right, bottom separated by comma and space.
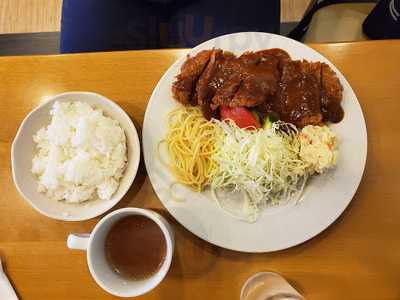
240, 272, 304, 300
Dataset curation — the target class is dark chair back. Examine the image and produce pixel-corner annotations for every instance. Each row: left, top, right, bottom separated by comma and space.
61, 0, 280, 53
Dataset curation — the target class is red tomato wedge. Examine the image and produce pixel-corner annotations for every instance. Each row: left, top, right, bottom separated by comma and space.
220, 105, 260, 129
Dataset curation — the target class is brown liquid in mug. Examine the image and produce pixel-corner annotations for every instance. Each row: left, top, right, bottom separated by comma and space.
105, 215, 167, 280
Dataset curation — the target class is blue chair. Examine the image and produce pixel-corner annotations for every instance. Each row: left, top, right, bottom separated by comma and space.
60, 0, 280, 53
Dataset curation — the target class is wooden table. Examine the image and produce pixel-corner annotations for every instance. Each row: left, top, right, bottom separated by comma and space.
1, 41, 399, 300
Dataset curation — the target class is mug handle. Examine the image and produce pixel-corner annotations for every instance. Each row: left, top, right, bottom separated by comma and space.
67, 233, 90, 250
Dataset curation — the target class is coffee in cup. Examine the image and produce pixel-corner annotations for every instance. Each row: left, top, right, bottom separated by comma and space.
105, 214, 167, 280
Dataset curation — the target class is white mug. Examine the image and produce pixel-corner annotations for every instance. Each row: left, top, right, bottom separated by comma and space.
67, 208, 174, 298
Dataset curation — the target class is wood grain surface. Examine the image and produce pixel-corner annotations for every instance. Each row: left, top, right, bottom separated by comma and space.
1, 41, 399, 300
281, 0, 311, 22
0, 0, 62, 34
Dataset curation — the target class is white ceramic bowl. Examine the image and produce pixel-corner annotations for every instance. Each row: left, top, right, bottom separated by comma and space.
11, 92, 141, 221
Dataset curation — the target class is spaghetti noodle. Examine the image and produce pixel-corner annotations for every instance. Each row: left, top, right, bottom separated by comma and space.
162, 107, 221, 192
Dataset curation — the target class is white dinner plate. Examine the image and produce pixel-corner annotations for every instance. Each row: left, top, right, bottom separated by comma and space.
143, 32, 367, 252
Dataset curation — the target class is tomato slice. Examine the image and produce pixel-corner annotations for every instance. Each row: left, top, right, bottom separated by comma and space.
220, 105, 260, 129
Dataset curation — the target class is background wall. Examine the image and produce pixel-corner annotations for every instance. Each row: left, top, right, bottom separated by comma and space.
0, 0, 310, 34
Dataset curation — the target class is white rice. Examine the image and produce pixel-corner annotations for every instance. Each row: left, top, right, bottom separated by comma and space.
32, 101, 127, 203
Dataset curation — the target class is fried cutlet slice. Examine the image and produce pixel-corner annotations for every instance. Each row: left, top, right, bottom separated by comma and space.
273, 60, 323, 127
172, 49, 215, 106
229, 56, 280, 108
210, 52, 280, 109
195, 49, 225, 119
208, 53, 243, 110
321, 63, 344, 122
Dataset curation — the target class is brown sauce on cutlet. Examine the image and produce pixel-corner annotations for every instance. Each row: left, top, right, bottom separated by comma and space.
172, 48, 344, 126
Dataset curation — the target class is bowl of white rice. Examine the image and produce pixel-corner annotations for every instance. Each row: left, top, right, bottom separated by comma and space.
11, 92, 141, 221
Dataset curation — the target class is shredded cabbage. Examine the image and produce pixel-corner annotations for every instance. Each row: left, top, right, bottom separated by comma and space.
210, 120, 310, 222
